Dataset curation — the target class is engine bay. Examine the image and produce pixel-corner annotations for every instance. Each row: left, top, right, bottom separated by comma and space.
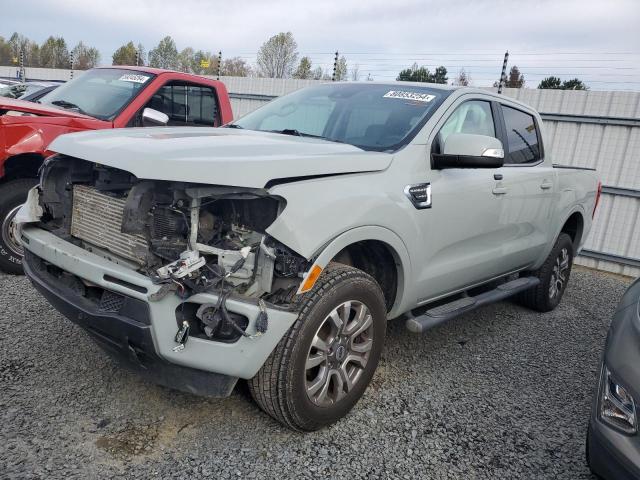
36, 155, 309, 341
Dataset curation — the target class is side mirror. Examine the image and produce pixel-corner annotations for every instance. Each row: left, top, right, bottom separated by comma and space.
142, 107, 169, 127
432, 133, 504, 169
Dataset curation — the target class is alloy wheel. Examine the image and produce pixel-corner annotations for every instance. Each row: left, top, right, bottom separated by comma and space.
305, 300, 374, 407
549, 247, 570, 299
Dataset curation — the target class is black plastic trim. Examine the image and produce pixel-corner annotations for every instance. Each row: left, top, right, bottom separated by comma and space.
23, 252, 238, 397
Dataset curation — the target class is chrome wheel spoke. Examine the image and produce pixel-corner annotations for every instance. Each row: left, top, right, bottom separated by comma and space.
328, 309, 344, 334
316, 370, 336, 405
350, 337, 373, 353
306, 353, 326, 369
340, 301, 352, 325
311, 336, 329, 353
344, 352, 367, 368
307, 367, 328, 397
332, 370, 347, 401
349, 313, 372, 340
338, 363, 354, 393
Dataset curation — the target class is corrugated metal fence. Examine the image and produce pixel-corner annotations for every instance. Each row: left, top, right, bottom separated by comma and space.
2, 67, 638, 277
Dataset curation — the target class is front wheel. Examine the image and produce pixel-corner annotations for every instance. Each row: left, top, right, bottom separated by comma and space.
0, 179, 38, 275
249, 264, 387, 431
517, 233, 574, 312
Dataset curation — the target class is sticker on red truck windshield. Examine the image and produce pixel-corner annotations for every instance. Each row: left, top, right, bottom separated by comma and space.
383, 91, 435, 103
118, 73, 150, 84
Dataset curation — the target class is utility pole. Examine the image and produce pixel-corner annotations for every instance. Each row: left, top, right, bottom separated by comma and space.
135, 49, 140, 66
217, 51, 222, 80
69, 51, 74, 79
19, 50, 25, 82
497, 50, 509, 94
331, 51, 339, 81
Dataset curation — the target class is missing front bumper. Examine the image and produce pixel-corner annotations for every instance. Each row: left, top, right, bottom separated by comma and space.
20, 226, 299, 381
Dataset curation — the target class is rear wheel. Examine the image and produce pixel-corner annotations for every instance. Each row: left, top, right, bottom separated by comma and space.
517, 233, 574, 312
249, 264, 387, 431
0, 179, 37, 275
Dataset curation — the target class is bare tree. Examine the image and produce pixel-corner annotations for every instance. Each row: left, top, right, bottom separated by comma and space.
221, 57, 251, 77
256, 32, 298, 78
453, 68, 471, 86
71, 41, 100, 70
350, 64, 360, 81
334, 55, 348, 81
40, 36, 70, 68
136, 43, 146, 65
177, 47, 195, 73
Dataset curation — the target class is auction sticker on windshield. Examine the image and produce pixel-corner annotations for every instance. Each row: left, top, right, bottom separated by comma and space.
383, 91, 435, 103
118, 74, 150, 84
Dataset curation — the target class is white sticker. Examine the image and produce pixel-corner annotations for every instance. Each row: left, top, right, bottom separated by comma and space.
383, 90, 435, 103
118, 73, 150, 84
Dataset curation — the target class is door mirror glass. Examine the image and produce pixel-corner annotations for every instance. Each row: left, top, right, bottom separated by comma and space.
432, 133, 504, 169
142, 107, 169, 127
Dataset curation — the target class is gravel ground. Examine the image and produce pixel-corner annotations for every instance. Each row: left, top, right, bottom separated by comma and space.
0, 266, 632, 479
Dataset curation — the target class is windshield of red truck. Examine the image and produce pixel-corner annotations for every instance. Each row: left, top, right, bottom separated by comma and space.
39, 68, 156, 121
230, 83, 450, 152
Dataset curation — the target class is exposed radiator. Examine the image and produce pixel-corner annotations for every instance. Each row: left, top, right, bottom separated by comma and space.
71, 184, 148, 264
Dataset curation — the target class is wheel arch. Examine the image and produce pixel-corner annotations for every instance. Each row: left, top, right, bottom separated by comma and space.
559, 210, 585, 251
1, 153, 45, 183
298, 226, 413, 318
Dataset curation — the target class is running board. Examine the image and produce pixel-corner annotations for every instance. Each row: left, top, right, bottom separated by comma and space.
405, 277, 540, 334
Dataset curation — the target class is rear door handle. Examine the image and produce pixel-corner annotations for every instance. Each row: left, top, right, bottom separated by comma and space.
540, 181, 553, 190
492, 186, 508, 195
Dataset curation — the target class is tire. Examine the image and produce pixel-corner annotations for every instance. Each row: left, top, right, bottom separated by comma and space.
0, 178, 38, 275
249, 263, 387, 431
517, 233, 574, 312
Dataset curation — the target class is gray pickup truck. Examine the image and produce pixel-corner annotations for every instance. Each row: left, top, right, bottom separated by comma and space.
17, 82, 600, 430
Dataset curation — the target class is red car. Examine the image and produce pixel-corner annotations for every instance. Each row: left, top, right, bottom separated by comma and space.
0, 66, 233, 274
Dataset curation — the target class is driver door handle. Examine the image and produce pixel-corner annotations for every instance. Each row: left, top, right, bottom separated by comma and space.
540, 180, 553, 190
492, 186, 508, 195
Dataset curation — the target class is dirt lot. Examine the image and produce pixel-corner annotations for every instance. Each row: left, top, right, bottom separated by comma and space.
0, 266, 631, 479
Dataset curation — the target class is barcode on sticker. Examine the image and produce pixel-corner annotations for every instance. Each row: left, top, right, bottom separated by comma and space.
383, 91, 435, 103
118, 74, 150, 84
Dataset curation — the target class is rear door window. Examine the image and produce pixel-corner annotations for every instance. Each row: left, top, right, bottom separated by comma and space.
500, 105, 541, 164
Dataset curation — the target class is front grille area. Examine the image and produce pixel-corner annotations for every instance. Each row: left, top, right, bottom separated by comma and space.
71, 184, 147, 264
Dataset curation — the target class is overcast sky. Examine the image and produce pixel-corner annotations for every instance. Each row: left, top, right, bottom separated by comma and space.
6, 0, 640, 89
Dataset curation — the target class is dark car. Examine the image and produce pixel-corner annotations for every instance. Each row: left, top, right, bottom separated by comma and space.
0, 81, 60, 102
588, 276, 640, 479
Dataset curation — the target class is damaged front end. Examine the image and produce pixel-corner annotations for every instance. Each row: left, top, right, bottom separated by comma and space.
32, 155, 309, 346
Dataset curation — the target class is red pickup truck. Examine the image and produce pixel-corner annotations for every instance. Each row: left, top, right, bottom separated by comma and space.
0, 66, 233, 274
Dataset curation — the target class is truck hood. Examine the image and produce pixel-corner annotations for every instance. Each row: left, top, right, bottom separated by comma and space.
48, 127, 393, 188
0, 97, 96, 120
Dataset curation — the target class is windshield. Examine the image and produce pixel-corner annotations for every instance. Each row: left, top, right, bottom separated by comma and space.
231, 83, 449, 151
40, 69, 155, 120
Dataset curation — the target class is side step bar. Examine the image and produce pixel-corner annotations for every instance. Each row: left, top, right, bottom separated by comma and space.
405, 276, 540, 334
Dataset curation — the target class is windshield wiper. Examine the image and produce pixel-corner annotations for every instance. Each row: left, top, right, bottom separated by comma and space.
225, 123, 244, 129
268, 129, 339, 141
50, 100, 87, 115
272, 128, 304, 136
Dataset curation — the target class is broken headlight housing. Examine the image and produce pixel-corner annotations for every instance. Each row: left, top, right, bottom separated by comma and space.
599, 366, 637, 434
